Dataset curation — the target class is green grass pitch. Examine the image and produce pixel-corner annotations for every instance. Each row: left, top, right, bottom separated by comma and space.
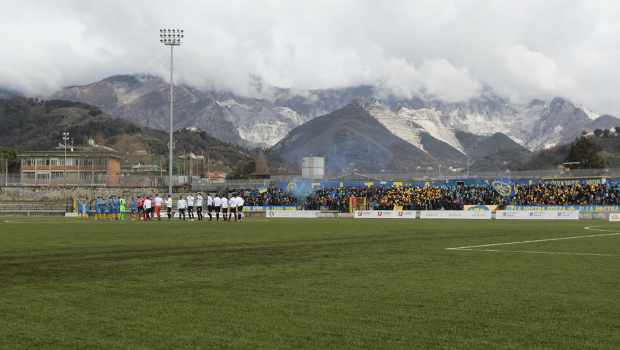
1, 217, 619, 349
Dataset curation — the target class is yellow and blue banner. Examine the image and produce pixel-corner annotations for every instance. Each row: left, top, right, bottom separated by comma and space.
505, 205, 620, 211
490, 177, 517, 200
258, 188, 268, 194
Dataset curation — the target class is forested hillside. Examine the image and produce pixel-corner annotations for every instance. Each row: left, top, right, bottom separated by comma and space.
0, 97, 291, 175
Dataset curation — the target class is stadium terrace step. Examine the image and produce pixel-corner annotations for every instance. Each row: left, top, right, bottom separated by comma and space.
0, 202, 69, 211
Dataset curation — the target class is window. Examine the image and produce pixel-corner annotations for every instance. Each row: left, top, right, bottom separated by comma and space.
79, 159, 93, 166
66, 172, 78, 180
23, 172, 35, 180
93, 158, 107, 166
80, 172, 93, 180
23, 159, 35, 166
51, 172, 64, 180
67, 158, 78, 166
36, 158, 49, 166
37, 172, 50, 180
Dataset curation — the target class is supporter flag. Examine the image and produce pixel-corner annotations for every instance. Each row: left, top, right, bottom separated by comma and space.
258, 188, 268, 194
490, 177, 517, 200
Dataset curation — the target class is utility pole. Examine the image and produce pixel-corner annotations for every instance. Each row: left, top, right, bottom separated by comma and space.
63, 132, 69, 186
466, 159, 470, 178
159, 28, 183, 196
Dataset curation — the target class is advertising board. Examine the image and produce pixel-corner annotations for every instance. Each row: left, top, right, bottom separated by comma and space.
420, 211, 492, 219
608, 213, 620, 221
463, 205, 498, 211
267, 210, 319, 218
242, 206, 297, 212
496, 211, 578, 220
505, 205, 620, 212
354, 211, 416, 219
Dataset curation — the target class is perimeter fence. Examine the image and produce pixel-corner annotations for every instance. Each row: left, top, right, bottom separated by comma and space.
5, 168, 620, 189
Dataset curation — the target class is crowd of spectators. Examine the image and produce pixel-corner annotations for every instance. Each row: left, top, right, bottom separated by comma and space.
230, 182, 620, 210
512, 183, 620, 206
231, 188, 298, 207
302, 186, 370, 210
371, 185, 503, 210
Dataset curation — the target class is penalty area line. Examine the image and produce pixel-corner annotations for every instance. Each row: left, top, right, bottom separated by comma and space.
451, 248, 618, 257
445, 226, 620, 256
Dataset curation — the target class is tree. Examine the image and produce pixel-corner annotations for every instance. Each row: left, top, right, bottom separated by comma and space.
0, 147, 17, 163
256, 149, 269, 173
0, 147, 18, 172
564, 131, 604, 169
228, 160, 256, 179
603, 129, 610, 137
594, 129, 603, 137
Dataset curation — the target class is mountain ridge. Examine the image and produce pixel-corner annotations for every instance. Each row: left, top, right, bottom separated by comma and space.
20, 73, 620, 154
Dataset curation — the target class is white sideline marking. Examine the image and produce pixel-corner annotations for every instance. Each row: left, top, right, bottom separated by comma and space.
4, 220, 83, 224
446, 226, 620, 256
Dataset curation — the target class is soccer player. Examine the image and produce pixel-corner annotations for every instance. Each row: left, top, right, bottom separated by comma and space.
187, 193, 194, 221
108, 196, 114, 220
213, 195, 221, 221
206, 193, 213, 221
196, 193, 203, 221
84, 197, 90, 220
99, 197, 105, 220
221, 195, 229, 222
229, 194, 237, 222
177, 195, 187, 220
119, 195, 126, 221
144, 196, 152, 221
130, 197, 137, 220
165, 195, 173, 221
154, 194, 163, 221
137, 195, 144, 220
236, 194, 244, 222
112, 196, 118, 220
76, 197, 83, 220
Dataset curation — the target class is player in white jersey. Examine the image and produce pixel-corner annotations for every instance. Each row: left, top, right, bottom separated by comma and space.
213, 195, 221, 221
144, 197, 152, 221
236, 195, 244, 222
196, 193, 203, 221
165, 195, 173, 220
186, 194, 195, 221
229, 194, 237, 221
220, 196, 229, 222
177, 196, 187, 220
154, 194, 163, 221
206, 193, 214, 221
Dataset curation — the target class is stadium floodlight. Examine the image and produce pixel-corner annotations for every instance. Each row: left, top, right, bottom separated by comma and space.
63, 132, 69, 186
159, 29, 184, 195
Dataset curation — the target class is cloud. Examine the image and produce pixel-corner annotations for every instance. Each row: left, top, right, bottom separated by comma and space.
1, 0, 620, 115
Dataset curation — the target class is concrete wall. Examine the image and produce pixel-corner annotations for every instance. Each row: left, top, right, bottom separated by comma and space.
0, 186, 193, 201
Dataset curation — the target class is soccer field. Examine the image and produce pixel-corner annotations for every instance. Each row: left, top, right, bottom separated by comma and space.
1, 217, 619, 349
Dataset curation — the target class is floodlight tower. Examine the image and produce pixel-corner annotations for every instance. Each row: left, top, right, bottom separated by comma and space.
63, 132, 69, 186
159, 29, 184, 195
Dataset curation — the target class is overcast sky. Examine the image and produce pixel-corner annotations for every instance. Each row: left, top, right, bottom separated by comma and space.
1, 0, 620, 114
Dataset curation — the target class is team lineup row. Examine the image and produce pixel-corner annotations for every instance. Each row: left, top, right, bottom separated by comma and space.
74, 193, 245, 222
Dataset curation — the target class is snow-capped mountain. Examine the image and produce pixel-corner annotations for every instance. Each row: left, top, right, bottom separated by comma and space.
43, 74, 616, 154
